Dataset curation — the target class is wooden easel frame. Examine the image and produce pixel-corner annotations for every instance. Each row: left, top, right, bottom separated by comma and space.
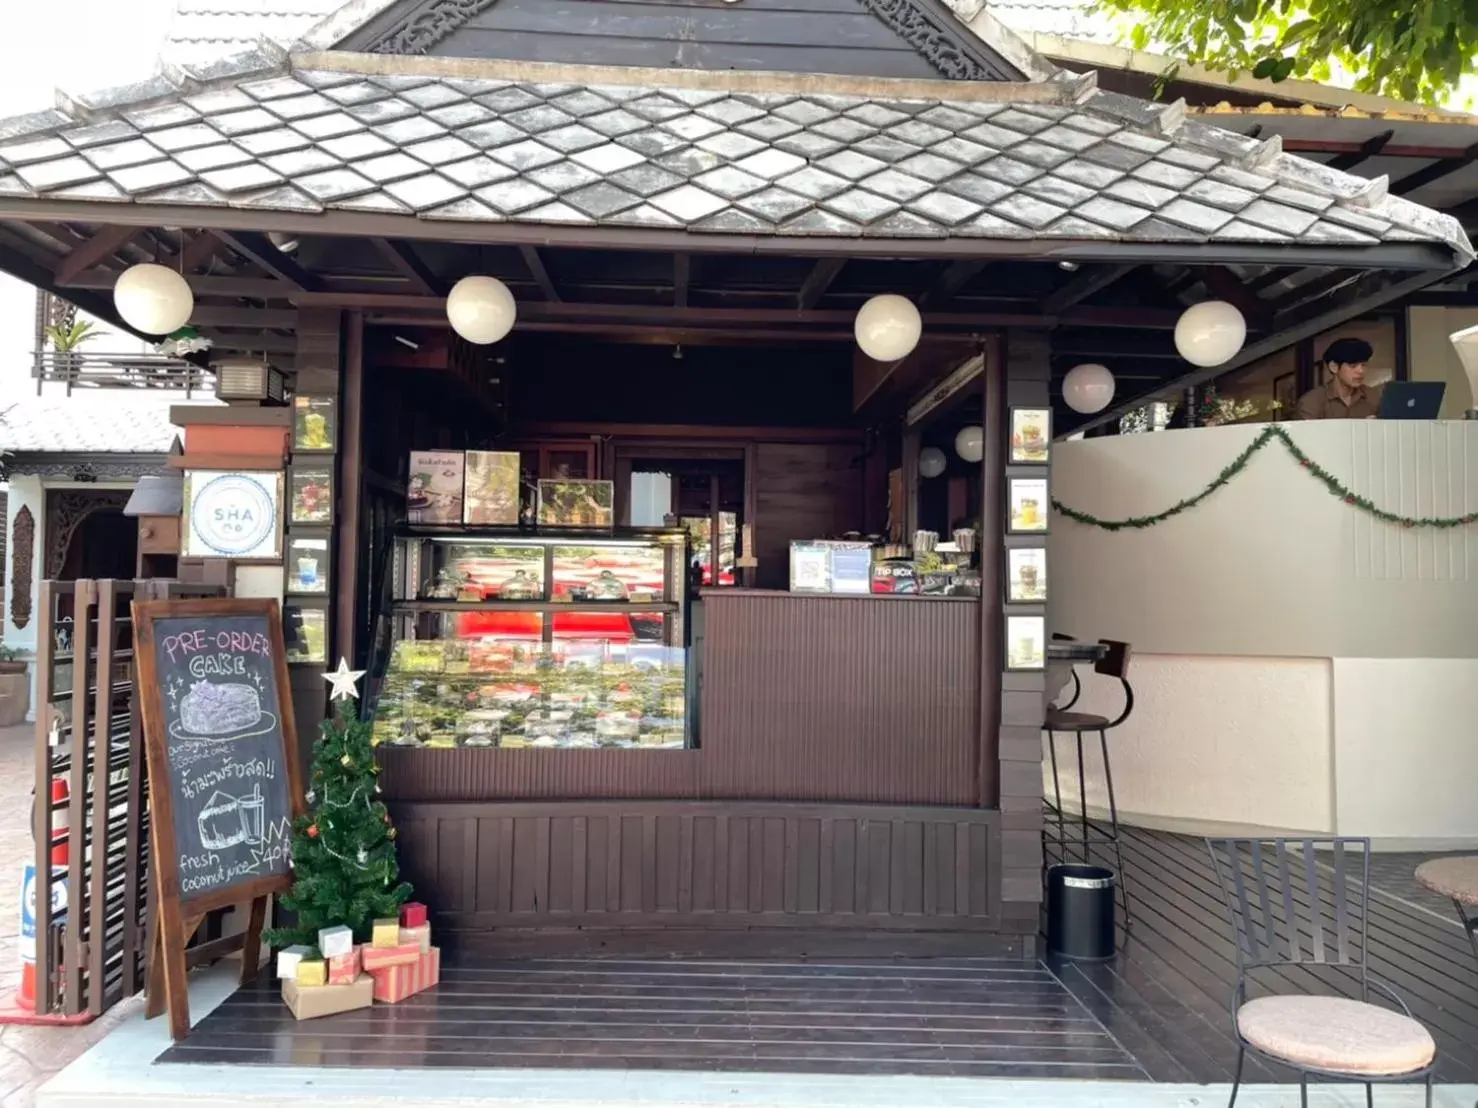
133, 597, 305, 1041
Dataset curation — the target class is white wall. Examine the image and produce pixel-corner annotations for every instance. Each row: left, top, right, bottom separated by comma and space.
1050, 422, 1478, 848
1047, 655, 1334, 836
4, 476, 42, 656
1409, 304, 1478, 418
1051, 421, 1478, 658
1331, 658, 1478, 846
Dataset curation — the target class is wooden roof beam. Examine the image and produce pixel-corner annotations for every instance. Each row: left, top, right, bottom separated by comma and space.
797, 257, 846, 310
1042, 263, 1135, 314
1326, 129, 1395, 172
917, 260, 988, 308
1197, 265, 1272, 330
673, 252, 690, 309
53, 225, 139, 285
211, 229, 323, 291
519, 245, 560, 302
373, 238, 444, 297
1393, 141, 1478, 196
179, 230, 223, 275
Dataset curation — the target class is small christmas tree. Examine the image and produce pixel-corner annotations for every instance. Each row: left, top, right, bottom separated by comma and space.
267, 661, 412, 948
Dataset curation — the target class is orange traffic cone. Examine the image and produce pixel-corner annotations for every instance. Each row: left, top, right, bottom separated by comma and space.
48, 777, 68, 869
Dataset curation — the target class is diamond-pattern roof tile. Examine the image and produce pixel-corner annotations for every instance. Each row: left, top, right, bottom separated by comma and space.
0, 54, 1463, 262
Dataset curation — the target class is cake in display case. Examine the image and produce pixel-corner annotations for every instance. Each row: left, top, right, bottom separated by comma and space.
372, 527, 689, 750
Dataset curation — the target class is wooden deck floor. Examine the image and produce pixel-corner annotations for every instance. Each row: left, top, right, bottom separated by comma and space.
162, 827, 1478, 1082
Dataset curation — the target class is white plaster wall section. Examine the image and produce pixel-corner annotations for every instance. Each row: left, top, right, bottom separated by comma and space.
1044, 654, 1334, 835
5, 476, 41, 651
1341, 419, 1478, 584
1050, 421, 1478, 658
5, 477, 42, 720
1331, 657, 1478, 848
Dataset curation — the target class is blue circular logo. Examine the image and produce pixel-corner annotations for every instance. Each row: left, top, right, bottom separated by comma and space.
192, 474, 277, 556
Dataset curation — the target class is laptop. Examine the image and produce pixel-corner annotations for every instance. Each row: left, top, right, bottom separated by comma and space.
1377, 381, 1445, 420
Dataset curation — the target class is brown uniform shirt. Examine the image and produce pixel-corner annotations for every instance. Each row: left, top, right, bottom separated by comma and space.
1295, 380, 1382, 420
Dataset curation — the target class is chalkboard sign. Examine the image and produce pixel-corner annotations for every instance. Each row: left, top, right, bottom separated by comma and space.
133, 597, 304, 1041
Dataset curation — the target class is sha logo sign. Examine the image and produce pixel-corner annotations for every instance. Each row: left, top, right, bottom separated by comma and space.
185, 471, 283, 559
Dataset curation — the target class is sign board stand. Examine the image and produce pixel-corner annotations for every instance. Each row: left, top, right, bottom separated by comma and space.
133, 598, 303, 1041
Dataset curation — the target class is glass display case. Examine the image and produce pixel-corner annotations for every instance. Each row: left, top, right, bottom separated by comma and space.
372, 527, 689, 750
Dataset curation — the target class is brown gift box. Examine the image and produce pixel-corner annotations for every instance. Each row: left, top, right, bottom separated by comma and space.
282, 974, 374, 1020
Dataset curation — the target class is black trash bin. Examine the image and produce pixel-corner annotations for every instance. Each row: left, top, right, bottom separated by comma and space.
1046, 863, 1117, 960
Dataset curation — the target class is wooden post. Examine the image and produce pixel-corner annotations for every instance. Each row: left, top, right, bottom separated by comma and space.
337, 310, 365, 665
978, 345, 1004, 810
994, 331, 1052, 931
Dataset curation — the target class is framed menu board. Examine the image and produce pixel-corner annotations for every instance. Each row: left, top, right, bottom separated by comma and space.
133, 597, 304, 1042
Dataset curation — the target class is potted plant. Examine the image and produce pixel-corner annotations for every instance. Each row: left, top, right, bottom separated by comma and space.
45, 319, 100, 384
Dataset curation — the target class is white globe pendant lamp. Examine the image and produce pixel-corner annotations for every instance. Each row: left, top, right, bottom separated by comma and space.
1062, 363, 1116, 414
447, 275, 517, 345
113, 263, 193, 335
918, 446, 947, 479
954, 426, 984, 464
854, 293, 922, 362
1174, 300, 1246, 368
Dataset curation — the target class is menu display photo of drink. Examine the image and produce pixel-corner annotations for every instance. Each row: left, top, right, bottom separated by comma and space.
1004, 408, 1049, 670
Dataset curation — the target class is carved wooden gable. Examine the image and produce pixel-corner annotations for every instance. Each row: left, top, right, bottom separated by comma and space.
339, 0, 1022, 82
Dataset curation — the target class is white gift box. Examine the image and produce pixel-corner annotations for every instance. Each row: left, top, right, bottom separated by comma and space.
317, 925, 354, 959
275, 944, 314, 980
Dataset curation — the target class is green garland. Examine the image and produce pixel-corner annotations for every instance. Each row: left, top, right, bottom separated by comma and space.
1052, 425, 1478, 532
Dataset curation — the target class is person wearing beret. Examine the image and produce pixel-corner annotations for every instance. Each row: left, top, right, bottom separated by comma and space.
1295, 338, 1382, 420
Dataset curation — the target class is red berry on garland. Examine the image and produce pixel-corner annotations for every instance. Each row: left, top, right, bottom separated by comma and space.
1344, 495, 1355, 504
306, 824, 319, 839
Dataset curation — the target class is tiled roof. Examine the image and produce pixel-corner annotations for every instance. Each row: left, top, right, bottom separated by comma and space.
0, 53, 1468, 261
0, 395, 211, 454
973, 0, 1120, 43
164, 0, 342, 64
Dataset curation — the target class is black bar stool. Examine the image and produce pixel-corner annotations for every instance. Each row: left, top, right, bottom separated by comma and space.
1043, 638, 1134, 925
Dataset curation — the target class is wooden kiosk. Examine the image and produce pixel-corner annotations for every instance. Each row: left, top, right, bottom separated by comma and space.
0, 0, 1466, 960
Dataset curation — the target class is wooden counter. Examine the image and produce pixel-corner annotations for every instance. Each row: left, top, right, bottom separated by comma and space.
698, 588, 983, 805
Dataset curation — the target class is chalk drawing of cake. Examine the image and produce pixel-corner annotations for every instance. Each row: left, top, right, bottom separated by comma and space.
169, 681, 276, 747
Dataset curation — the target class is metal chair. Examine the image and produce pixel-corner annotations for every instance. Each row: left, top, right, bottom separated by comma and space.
1206, 837, 1436, 1108
1413, 856, 1478, 965
1043, 637, 1133, 923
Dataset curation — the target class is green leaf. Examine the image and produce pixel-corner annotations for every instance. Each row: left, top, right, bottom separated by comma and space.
1252, 56, 1279, 77
1272, 56, 1297, 80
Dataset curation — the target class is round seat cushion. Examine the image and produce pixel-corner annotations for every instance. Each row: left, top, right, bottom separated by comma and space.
1237, 996, 1435, 1076
1414, 857, 1478, 907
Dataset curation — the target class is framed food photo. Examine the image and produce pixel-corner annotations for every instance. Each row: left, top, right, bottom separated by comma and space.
283, 603, 328, 665
1008, 477, 1049, 534
291, 395, 337, 453
290, 467, 334, 525
1006, 614, 1046, 671
1009, 408, 1051, 465
285, 534, 330, 596
538, 480, 614, 528
1006, 546, 1047, 603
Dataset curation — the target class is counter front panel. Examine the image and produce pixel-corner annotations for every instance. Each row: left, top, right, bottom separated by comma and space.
378, 589, 985, 806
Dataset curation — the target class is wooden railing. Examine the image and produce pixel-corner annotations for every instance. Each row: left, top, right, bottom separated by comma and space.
31, 579, 222, 1020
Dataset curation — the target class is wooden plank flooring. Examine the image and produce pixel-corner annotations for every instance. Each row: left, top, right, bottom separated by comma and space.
163, 828, 1478, 1083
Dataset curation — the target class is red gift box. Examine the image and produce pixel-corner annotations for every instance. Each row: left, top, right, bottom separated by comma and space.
327, 945, 361, 986
369, 947, 440, 1004
400, 902, 428, 929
